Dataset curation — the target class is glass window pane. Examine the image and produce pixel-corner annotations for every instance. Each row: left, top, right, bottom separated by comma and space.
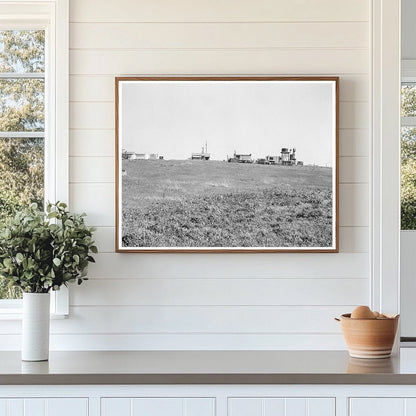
0, 30, 45, 300
0, 137, 44, 300
402, 83, 416, 117
401, 80, 416, 230
401, 127, 416, 230
0, 137, 44, 217
0, 78, 44, 132
401, 127, 416, 164
0, 30, 45, 73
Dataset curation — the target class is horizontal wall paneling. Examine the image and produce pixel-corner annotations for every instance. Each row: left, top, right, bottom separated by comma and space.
70, 22, 368, 50
69, 75, 369, 103
69, 0, 369, 23
70, 278, 368, 306
85, 252, 369, 279
70, 49, 368, 76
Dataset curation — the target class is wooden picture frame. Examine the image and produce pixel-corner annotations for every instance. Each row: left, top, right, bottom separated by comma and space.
115, 76, 339, 253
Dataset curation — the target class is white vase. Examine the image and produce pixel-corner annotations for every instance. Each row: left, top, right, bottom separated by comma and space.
22, 292, 50, 361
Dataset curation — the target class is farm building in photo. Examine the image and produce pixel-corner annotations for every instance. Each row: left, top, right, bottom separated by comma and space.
122, 151, 161, 160
280, 147, 297, 166
266, 155, 279, 164
256, 149, 303, 166
228, 151, 254, 163
122, 151, 137, 160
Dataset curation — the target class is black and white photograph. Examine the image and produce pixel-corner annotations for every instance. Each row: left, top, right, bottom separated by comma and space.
116, 77, 338, 252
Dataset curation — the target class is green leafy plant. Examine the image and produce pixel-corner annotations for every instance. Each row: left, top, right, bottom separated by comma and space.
0, 202, 97, 293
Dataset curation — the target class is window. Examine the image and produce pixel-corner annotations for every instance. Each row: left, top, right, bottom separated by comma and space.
0, 0, 68, 314
401, 74, 416, 229
0, 30, 45, 299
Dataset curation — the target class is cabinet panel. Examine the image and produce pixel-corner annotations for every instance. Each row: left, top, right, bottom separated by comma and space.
350, 398, 416, 416
228, 398, 335, 416
24, 399, 45, 416
0, 399, 87, 416
350, 398, 404, 416
6, 400, 23, 416
264, 398, 285, 416
48, 398, 88, 416
185, 398, 215, 416
228, 398, 263, 416
101, 398, 215, 416
0, 400, 6, 416
101, 398, 131, 416
405, 398, 416, 414
309, 398, 335, 416
132, 398, 183, 416
285, 398, 306, 416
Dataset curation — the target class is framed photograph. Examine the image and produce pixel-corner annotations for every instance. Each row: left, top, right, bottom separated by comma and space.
115, 76, 339, 253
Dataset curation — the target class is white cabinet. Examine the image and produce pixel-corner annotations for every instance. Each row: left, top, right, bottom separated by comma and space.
228, 398, 335, 416
101, 397, 215, 416
0, 398, 88, 416
5, 385, 416, 416
350, 398, 416, 416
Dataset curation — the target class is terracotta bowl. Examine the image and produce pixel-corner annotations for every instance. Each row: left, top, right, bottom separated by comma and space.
337, 313, 399, 359
347, 357, 394, 373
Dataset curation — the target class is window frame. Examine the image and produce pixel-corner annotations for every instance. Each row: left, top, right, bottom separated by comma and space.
0, 0, 69, 317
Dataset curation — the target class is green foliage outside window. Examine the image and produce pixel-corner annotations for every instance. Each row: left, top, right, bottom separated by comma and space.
0, 30, 45, 298
401, 83, 416, 230
402, 84, 416, 118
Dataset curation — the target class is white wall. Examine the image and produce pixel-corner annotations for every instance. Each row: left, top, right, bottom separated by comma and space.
4, 0, 372, 350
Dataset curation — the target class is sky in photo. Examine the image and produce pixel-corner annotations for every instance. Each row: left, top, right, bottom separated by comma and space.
120, 80, 335, 167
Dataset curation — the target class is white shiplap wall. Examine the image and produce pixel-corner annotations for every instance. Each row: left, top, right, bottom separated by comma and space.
46, 0, 370, 350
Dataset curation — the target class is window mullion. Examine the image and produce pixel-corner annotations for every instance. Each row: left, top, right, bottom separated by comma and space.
0, 132, 45, 138
402, 117, 416, 127
0, 73, 44, 79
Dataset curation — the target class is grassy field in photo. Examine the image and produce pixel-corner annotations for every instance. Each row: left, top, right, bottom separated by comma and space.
121, 160, 333, 248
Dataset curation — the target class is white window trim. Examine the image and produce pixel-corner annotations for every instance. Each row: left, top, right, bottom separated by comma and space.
0, 0, 69, 317
371, 0, 401, 324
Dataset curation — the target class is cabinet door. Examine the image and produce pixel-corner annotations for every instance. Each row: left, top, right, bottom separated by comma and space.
350, 398, 416, 416
0, 398, 88, 416
228, 398, 335, 416
101, 398, 215, 416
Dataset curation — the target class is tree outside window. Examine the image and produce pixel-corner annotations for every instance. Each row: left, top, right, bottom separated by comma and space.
0, 30, 45, 299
